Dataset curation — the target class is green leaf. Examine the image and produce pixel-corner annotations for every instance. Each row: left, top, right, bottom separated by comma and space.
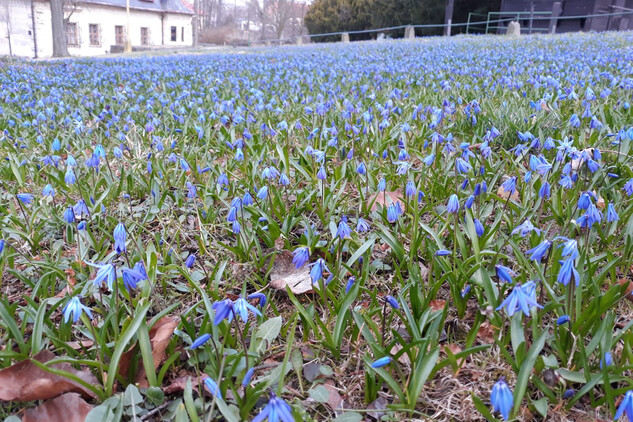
308, 384, 330, 403
333, 413, 363, 422
532, 397, 548, 418
513, 331, 547, 416
252, 316, 282, 354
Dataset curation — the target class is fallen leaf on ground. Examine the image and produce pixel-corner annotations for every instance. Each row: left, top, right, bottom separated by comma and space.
269, 250, 313, 294
163, 375, 200, 395
368, 396, 388, 420
390, 343, 411, 365
23, 392, 92, 422
367, 189, 404, 212
497, 185, 520, 202
0, 350, 98, 401
324, 380, 343, 412
429, 299, 446, 312
477, 321, 497, 344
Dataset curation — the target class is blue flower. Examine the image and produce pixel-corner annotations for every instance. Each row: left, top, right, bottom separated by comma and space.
614, 390, 633, 422
557, 315, 570, 325
233, 297, 262, 323
65, 168, 77, 185
456, 158, 472, 174
42, 184, 55, 198
203, 377, 222, 399
356, 162, 366, 175
345, 276, 356, 294
121, 268, 143, 291
86, 261, 117, 290
385, 295, 399, 309
435, 250, 451, 256
310, 258, 329, 284
227, 206, 238, 222
490, 378, 513, 421
73, 199, 89, 217
62, 296, 92, 324
512, 219, 540, 237
495, 265, 516, 283
257, 186, 268, 200
77, 221, 86, 230
557, 237, 578, 259
557, 258, 579, 286
242, 367, 255, 387
110, 222, 126, 254
539, 182, 551, 199
525, 240, 551, 262
317, 165, 327, 180
292, 247, 310, 268
624, 179, 633, 196
252, 392, 294, 422
247, 292, 267, 308
243, 191, 253, 206
0, 239, 5, 254
501, 177, 517, 195
496, 281, 542, 317
185, 253, 196, 268
212, 299, 235, 325
356, 218, 370, 233
189, 333, 211, 349
63, 207, 75, 224
336, 220, 352, 239
371, 356, 392, 368
607, 203, 619, 222
387, 203, 400, 223
447, 194, 460, 214
405, 180, 416, 197
377, 178, 386, 192
474, 219, 484, 237
17, 193, 33, 205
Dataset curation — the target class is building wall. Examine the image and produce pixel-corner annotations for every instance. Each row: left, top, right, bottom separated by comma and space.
0, 0, 36, 57
2, 0, 191, 58
163, 13, 192, 46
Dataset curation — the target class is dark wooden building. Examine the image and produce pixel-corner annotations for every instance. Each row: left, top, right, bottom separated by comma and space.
499, 0, 633, 33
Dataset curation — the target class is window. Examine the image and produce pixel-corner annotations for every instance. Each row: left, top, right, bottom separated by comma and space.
115, 25, 124, 45
170, 26, 177, 41
181, 27, 184, 42
141, 27, 149, 45
66, 23, 78, 46
89, 24, 100, 46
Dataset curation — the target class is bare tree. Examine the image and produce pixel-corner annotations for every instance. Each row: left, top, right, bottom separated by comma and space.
50, 0, 69, 56
268, 0, 295, 40
249, 0, 296, 40
0, 0, 14, 56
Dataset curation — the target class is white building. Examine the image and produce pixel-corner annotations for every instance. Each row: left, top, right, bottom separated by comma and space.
0, 0, 194, 58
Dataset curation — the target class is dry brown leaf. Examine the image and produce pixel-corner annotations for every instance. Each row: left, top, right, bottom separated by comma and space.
497, 185, 520, 202
429, 299, 446, 312
23, 392, 93, 422
367, 189, 404, 212
0, 350, 98, 401
323, 380, 343, 412
390, 343, 411, 365
269, 250, 313, 295
477, 321, 497, 344
163, 375, 200, 395
67, 340, 95, 350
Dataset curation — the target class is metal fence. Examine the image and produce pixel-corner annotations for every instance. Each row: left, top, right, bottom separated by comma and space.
257, 9, 633, 45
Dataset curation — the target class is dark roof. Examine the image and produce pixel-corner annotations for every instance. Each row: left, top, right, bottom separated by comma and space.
81, 0, 193, 15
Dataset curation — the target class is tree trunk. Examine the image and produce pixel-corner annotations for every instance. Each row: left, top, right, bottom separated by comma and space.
193, 0, 198, 46
50, 0, 68, 57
